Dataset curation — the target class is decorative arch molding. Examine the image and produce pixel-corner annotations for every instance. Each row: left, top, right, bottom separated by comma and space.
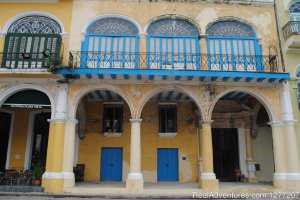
69, 84, 135, 119
144, 14, 201, 35
205, 17, 261, 39
288, 0, 300, 12
208, 87, 277, 122
294, 65, 300, 77
1, 11, 66, 35
136, 85, 205, 120
81, 14, 143, 35
0, 84, 55, 118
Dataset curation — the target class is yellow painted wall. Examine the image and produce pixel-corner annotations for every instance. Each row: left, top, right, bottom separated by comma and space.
77, 101, 131, 181
69, 0, 278, 58
78, 100, 199, 182
276, 0, 300, 158
7, 108, 32, 171
0, 0, 73, 65
252, 126, 274, 182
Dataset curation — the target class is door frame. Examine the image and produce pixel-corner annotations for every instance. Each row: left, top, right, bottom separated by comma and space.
0, 108, 14, 170
100, 147, 123, 181
157, 148, 179, 181
24, 109, 51, 170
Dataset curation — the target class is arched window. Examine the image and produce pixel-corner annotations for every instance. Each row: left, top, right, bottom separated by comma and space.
147, 18, 200, 70
82, 17, 139, 69
289, 1, 300, 21
3, 15, 62, 69
206, 20, 262, 72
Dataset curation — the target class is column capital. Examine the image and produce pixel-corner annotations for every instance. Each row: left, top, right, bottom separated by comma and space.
200, 120, 214, 125
282, 119, 297, 125
48, 118, 67, 124
268, 121, 283, 127
67, 118, 78, 125
129, 119, 142, 123
138, 33, 148, 37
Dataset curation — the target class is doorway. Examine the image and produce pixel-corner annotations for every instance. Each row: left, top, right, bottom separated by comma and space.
157, 148, 179, 181
212, 128, 239, 181
0, 112, 12, 172
30, 112, 51, 168
100, 147, 123, 181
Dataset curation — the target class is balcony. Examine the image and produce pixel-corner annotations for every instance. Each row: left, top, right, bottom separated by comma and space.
282, 21, 300, 52
60, 51, 289, 83
0, 52, 62, 73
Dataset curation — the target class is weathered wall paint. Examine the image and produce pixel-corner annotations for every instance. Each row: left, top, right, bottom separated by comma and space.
78, 100, 199, 182
7, 108, 31, 171
69, 0, 278, 57
252, 126, 274, 182
276, 0, 300, 158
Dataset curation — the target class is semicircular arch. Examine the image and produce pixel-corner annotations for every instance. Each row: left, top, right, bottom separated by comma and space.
2, 11, 65, 35
70, 84, 135, 119
82, 14, 143, 35
208, 87, 278, 122
0, 84, 55, 118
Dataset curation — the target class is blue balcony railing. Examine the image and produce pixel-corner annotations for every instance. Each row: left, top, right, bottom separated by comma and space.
68, 51, 285, 73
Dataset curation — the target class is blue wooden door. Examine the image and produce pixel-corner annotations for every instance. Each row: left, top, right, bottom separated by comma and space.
100, 147, 123, 181
157, 148, 178, 181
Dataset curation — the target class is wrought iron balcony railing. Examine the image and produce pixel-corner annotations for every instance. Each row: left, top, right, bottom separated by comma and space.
68, 51, 285, 73
0, 52, 61, 69
282, 21, 300, 40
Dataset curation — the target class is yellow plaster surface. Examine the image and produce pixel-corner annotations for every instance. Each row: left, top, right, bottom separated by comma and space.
8, 108, 32, 171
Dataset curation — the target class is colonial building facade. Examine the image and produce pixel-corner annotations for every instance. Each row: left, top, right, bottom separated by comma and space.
0, 0, 299, 194
277, 0, 300, 162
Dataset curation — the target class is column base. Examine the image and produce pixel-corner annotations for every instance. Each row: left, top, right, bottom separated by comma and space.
42, 172, 75, 193
42, 178, 64, 193
285, 173, 300, 191
199, 179, 219, 191
126, 173, 144, 193
247, 177, 258, 183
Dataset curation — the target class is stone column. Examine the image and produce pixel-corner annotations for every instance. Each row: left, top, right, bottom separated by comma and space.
42, 84, 69, 193
126, 119, 143, 192
244, 128, 258, 183
199, 120, 219, 190
280, 83, 300, 190
268, 121, 287, 188
198, 126, 203, 181
63, 119, 78, 188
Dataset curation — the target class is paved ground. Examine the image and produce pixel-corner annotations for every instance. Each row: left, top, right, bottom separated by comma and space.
0, 193, 300, 200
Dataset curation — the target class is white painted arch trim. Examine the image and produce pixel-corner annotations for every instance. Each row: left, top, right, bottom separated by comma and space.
0, 108, 15, 170
205, 16, 262, 40
69, 84, 135, 119
208, 87, 277, 122
1, 11, 66, 35
81, 14, 143, 35
0, 84, 55, 119
144, 14, 201, 35
24, 109, 51, 170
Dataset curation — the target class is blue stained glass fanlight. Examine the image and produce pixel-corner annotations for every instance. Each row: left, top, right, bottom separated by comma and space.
8, 16, 61, 34
206, 21, 256, 37
147, 18, 199, 36
86, 18, 139, 35
290, 1, 300, 13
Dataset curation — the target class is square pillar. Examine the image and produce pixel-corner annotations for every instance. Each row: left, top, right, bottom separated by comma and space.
244, 128, 258, 183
